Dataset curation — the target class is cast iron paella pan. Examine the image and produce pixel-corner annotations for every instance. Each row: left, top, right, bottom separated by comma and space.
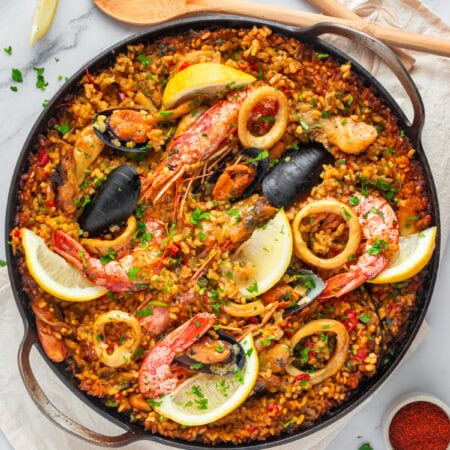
5, 15, 440, 449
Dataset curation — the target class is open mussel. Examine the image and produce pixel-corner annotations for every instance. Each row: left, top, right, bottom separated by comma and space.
175, 331, 246, 376
78, 165, 140, 236
93, 108, 153, 152
211, 147, 270, 202
262, 143, 334, 208
272, 269, 326, 316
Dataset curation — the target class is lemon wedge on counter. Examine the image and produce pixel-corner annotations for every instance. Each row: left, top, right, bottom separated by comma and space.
370, 227, 437, 284
21, 228, 108, 301
162, 63, 256, 109
232, 210, 293, 298
30, 0, 59, 45
154, 333, 258, 426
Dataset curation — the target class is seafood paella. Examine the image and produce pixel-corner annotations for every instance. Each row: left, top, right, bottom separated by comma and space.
10, 26, 437, 445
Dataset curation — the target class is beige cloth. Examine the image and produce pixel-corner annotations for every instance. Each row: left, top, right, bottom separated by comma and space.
0, 1, 449, 449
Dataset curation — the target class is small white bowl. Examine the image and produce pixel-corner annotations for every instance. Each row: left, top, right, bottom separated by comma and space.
383, 392, 450, 450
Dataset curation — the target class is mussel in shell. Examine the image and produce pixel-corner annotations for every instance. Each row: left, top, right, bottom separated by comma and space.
262, 143, 334, 208
282, 269, 326, 316
175, 331, 246, 375
78, 165, 140, 236
93, 108, 153, 152
211, 147, 270, 202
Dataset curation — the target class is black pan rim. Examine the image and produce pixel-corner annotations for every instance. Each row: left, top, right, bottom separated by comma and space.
5, 14, 441, 449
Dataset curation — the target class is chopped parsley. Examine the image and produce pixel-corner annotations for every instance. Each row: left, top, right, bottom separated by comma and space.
315, 53, 329, 59
54, 123, 70, 135
342, 208, 351, 221
349, 196, 360, 206
299, 119, 310, 131
132, 347, 144, 360
146, 398, 162, 407
358, 444, 373, 450
189, 208, 210, 228
4, 46, 12, 55
358, 313, 371, 324
367, 238, 388, 255
127, 267, 140, 281
99, 247, 117, 264
246, 280, 259, 294
0, 259, 7, 267
42, 99, 50, 108
283, 417, 297, 428
12, 68, 23, 82
136, 307, 153, 317
159, 111, 173, 117
106, 400, 116, 407
33, 67, 48, 90
137, 54, 152, 67
10, 86, 18, 92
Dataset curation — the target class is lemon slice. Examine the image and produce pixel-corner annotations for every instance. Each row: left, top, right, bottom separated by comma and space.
21, 228, 108, 301
162, 63, 256, 109
232, 210, 293, 298
30, 0, 59, 45
370, 227, 437, 284
154, 333, 258, 426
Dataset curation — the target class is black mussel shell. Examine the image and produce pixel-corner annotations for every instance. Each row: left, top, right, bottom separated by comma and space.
93, 108, 153, 153
175, 331, 246, 376
262, 143, 334, 208
78, 165, 140, 236
283, 269, 326, 316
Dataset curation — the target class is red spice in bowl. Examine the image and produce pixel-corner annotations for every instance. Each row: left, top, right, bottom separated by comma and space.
388, 400, 450, 450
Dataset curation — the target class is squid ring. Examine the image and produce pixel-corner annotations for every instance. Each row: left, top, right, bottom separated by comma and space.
286, 319, 350, 385
93, 310, 142, 368
238, 86, 289, 149
81, 215, 137, 256
292, 200, 361, 270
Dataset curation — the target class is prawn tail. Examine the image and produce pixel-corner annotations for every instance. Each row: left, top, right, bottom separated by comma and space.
320, 269, 367, 299
52, 230, 86, 271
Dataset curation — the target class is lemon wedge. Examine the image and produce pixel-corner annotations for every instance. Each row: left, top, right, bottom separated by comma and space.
232, 210, 293, 298
162, 63, 256, 109
30, 0, 59, 45
21, 228, 108, 301
154, 333, 258, 426
370, 227, 437, 284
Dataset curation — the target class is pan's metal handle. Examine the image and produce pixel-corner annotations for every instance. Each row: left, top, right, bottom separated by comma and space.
297, 23, 425, 146
18, 327, 144, 447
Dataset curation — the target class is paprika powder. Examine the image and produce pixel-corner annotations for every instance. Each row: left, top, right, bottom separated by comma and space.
388, 400, 450, 450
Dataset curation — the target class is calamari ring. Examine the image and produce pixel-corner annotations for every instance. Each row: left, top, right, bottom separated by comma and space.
286, 319, 349, 385
81, 215, 137, 256
238, 86, 288, 149
292, 199, 361, 270
93, 310, 142, 368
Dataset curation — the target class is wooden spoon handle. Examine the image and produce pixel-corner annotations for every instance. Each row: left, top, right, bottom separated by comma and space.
306, 0, 415, 69
189, 0, 450, 57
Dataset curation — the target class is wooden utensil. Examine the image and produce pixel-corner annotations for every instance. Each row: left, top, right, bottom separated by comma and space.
93, 0, 450, 57
307, 0, 416, 70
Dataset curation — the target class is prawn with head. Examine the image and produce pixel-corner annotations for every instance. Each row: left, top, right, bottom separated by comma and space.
320, 194, 400, 298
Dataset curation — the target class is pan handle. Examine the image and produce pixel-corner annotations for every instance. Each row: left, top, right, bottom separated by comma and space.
296, 23, 425, 146
18, 327, 144, 447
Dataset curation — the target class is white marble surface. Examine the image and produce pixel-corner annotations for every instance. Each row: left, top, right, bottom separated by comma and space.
0, 0, 449, 449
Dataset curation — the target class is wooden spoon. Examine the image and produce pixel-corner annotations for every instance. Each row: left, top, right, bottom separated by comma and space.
93, 0, 450, 56
307, 0, 415, 70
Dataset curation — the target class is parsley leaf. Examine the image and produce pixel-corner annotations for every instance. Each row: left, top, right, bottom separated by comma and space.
189, 208, 211, 229
12, 68, 23, 82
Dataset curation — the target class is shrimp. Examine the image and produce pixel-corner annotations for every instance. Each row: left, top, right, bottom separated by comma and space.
144, 89, 250, 202
52, 218, 168, 292
320, 194, 399, 298
296, 111, 377, 155
138, 313, 216, 399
